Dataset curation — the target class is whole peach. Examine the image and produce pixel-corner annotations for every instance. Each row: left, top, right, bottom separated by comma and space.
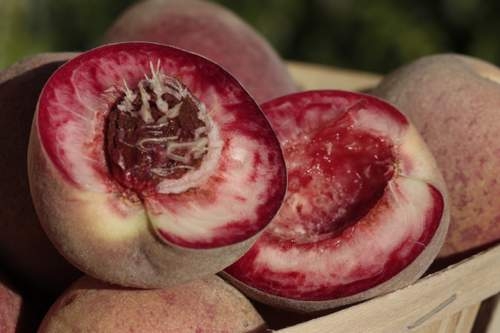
0, 54, 81, 293
0, 275, 21, 333
373, 54, 500, 257
104, 0, 297, 103
38, 275, 266, 333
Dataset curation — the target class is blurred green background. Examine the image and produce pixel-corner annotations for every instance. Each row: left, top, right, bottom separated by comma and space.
1, 0, 499, 73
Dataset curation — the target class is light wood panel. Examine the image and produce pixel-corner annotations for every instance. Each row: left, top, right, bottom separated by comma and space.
275, 244, 500, 333
287, 61, 381, 91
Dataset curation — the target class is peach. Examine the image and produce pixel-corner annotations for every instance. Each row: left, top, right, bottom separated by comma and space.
373, 54, 500, 258
38, 275, 266, 333
0, 274, 22, 333
28, 42, 286, 288
223, 90, 449, 312
104, 0, 297, 103
0, 54, 81, 293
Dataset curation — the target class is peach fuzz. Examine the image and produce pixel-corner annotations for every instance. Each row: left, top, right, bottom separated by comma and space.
104, 0, 297, 103
38, 275, 266, 333
28, 42, 286, 288
373, 54, 500, 258
0, 54, 81, 293
223, 90, 449, 312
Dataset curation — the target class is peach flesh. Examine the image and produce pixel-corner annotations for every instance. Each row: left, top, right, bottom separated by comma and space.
224, 90, 449, 312
373, 54, 500, 258
104, 0, 297, 103
29, 42, 286, 288
38, 275, 266, 333
0, 54, 81, 294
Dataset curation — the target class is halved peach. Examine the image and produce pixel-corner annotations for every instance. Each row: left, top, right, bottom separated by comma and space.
28, 42, 286, 288
224, 90, 449, 312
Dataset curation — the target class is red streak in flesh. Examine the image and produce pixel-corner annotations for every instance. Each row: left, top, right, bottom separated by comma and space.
227, 186, 442, 300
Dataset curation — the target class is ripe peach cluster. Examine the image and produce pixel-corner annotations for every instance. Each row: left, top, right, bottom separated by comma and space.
1, 1, 498, 332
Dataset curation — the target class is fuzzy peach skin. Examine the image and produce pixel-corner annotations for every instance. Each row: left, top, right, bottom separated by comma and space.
28, 42, 286, 289
223, 90, 449, 312
0, 274, 22, 333
38, 275, 266, 333
0, 54, 81, 294
104, 0, 297, 103
373, 54, 500, 257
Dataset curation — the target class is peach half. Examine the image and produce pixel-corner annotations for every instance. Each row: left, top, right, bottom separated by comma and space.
223, 90, 449, 312
28, 42, 286, 288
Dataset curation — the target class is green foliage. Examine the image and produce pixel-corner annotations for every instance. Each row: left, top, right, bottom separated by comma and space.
1, 0, 499, 72
0, 0, 134, 68
0, 1, 50, 68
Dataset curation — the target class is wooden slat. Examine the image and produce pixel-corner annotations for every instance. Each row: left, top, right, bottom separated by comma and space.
433, 304, 479, 333
484, 294, 500, 333
455, 304, 481, 333
413, 304, 480, 333
287, 61, 381, 91
274, 244, 500, 333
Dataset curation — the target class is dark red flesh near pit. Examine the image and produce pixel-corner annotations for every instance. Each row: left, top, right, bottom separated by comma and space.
225, 91, 443, 300
276, 118, 395, 242
106, 81, 206, 195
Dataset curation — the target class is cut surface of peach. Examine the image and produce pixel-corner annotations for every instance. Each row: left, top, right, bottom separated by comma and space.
30, 42, 286, 287
225, 91, 448, 310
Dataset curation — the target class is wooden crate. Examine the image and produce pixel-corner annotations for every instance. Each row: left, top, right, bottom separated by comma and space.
263, 62, 500, 333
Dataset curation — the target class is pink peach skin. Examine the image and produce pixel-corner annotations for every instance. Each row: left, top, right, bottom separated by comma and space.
38, 275, 266, 333
373, 54, 500, 258
104, 0, 297, 103
0, 274, 22, 333
0, 54, 81, 294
